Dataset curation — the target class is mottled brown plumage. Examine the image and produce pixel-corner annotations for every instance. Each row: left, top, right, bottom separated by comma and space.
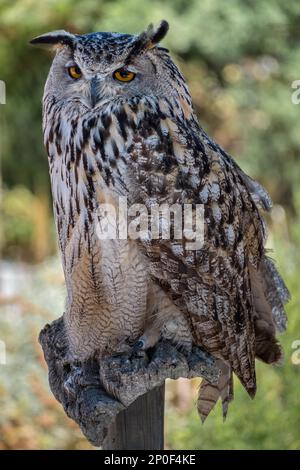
31, 20, 289, 420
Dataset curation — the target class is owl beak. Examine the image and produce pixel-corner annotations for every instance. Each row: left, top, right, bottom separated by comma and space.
90, 76, 101, 107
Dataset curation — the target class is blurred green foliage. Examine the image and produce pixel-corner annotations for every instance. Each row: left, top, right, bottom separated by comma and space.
0, 0, 299, 450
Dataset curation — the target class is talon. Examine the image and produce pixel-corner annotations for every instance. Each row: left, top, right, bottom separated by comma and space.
131, 339, 146, 355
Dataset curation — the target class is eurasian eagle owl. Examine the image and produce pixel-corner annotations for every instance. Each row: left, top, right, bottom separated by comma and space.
31, 21, 289, 420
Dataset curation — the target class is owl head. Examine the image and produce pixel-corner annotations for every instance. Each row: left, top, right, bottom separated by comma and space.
30, 21, 190, 112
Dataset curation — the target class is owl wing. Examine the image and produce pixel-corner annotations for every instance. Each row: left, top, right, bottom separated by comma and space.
124, 108, 289, 416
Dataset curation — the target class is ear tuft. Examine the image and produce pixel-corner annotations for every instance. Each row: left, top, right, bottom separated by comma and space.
149, 20, 169, 46
125, 20, 169, 64
29, 30, 76, 49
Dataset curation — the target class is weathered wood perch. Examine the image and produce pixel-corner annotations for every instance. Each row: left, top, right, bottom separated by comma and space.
39, 316, 220, 448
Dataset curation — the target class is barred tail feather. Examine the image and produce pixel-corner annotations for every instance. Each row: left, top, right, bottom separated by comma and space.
197, 361, 233, 422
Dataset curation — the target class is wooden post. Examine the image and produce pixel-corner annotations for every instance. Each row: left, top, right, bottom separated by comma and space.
103, 384, 165, 450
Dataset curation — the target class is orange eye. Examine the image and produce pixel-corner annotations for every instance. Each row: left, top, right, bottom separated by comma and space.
68, 65, 82, 79
113, 68, 136, 82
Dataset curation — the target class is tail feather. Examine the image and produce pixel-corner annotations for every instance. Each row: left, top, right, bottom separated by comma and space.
219, 369, 234, 419
198, 361, 233, 422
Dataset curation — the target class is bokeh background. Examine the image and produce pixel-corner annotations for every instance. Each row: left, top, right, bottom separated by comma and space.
0, 0, 300, 450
